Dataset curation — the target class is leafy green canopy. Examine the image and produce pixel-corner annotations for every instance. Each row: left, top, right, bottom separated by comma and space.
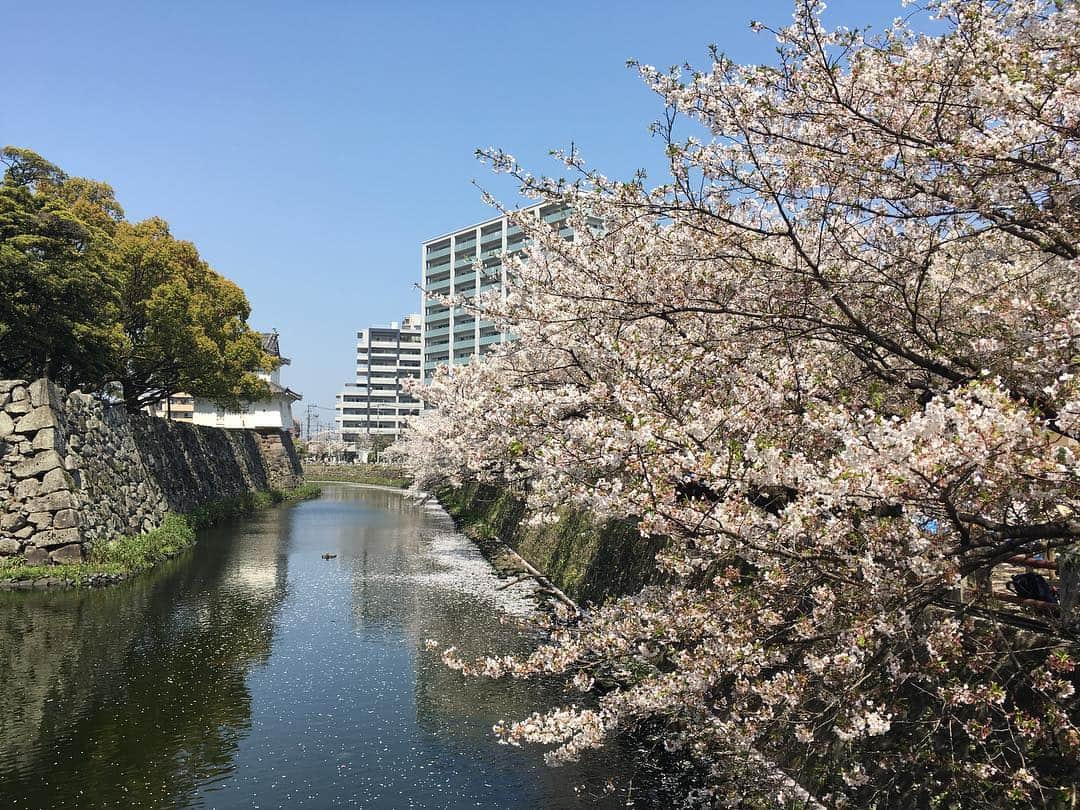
0, 147, 272, 411
0, 147, 125, 389
112, 217, 271, 411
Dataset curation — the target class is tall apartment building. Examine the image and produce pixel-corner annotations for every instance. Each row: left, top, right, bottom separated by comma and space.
421, 202, 571, 380
335, 314, 422, 448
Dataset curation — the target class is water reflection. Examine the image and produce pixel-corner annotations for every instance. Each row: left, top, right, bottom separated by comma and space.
0, 507, 290, 808
0, 486, 632, 809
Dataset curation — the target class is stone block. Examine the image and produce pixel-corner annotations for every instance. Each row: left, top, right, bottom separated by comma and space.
25, 490, 77, 513
14, 525, 35, 540
14, 405, 58, 434
10, 385, 27, 402
28, 378, 59, 409
12, 450, 63, 479
32, 428, 62, 451
0, 380, 25, 394
1, 511, 27, 532
0, 411, 13, 438
28, 512, 52, 528
0, 538, 19, 555
13, 478, 40, 500
52, 509, 80, 529
5, 397, 31, 415
49, 544, 83, 564
38, 467, 72, 495
23, 547, 47, 565
32, 528, 81, 548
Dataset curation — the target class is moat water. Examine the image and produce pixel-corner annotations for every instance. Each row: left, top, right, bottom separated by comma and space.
0, 485, 635, 809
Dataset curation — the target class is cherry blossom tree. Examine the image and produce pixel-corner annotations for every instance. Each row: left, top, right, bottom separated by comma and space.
404, 1, 1080, 804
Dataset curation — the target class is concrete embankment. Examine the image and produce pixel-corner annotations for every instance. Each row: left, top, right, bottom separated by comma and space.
437, 482, 664, 605
0, 378, 303, 568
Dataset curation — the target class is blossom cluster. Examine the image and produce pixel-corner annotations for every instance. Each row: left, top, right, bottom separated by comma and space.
400, 1, 1080, 805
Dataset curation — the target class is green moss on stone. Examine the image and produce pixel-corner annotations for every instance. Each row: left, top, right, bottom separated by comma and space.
437, 483, 664, 606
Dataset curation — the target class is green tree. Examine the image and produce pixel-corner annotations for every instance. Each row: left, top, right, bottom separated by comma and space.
1, 146, 274, 413
111, 217, 272, 412
0, 147, 125, 388
369, 434, 394, 458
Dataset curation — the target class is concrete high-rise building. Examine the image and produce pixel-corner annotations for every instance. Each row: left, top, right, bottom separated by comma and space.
335, 314, 422, 448
420, 202, 571, 380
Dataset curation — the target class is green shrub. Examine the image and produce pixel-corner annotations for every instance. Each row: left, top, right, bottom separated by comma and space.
279, 482, 322, 501
90, 513, 196, 570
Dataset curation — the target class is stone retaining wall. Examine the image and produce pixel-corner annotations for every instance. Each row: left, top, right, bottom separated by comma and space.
0, 379, 303, 565
438, 483, 665, 606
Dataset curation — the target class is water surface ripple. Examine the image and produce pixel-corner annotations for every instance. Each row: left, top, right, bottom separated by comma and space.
0, 485, 630, 809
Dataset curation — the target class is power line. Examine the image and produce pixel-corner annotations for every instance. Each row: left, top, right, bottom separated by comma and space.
304, 403, 336, 440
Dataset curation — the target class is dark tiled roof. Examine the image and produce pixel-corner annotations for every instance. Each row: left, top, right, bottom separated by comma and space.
267, 380, 302, 401
259, 332, 280, 357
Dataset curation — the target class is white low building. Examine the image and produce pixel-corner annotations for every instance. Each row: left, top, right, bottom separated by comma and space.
150, 332, 301, 430
191, 382, 298, 430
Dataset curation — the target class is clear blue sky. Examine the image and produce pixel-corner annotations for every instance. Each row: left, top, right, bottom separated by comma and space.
4, 0, 905, 426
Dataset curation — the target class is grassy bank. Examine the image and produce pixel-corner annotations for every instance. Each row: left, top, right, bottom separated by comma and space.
0, 483, 321, 588
438, 483, 664, 606
184, 482, 323, 528
303, 463, 412, 489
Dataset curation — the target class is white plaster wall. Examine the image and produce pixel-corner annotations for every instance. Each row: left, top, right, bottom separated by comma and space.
190, 396, 293, 430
